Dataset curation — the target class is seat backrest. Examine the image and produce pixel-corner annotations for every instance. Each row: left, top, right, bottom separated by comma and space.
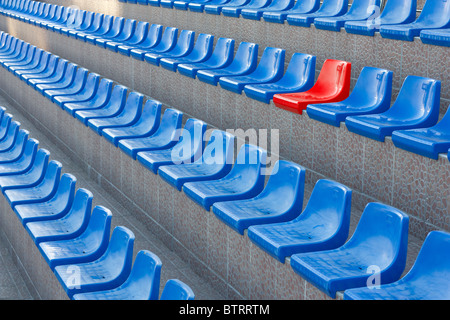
298, 179, 352, 238
120, 250, 162, 300
346, 66, 392, 108
387, 75, 440, 122
101, 226, 135, 276
60, 188, 93, 230
277, 53, 316, 89
255, 160, 306, 212
38, 159, 62, 193
171, 29, 195, 53
403, 231, 450, 285
293, 0, 320, 13
188, 33, 214, 59
417, 0, 450, 25
77, 205, 112, 255
41, 172, 77, 215
153, 108, 184, 140
155, 27, 178, 51
160, 279, 195, 300
346, 0, 380, 16
227, 143, 267, 189
227, 41, 258, 73
253, 47, 285, 78
316, 0, 348, 15
344, 202, 409, 271
207, 37, 235, 65
200, 129, 235, 168
170, 118, 207, 164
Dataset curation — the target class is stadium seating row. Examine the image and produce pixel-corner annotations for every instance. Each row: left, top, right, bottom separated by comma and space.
0, 31, 448, 299
0, 112, 195, 299
115, 0, 450, 43
0, 2, 449, 161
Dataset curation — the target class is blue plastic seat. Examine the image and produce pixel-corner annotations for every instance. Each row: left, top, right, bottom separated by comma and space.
0, 137, 38, 177
174, 0, 210, 10
118, 23, 163, 56
242, 0, 295, 20
105, 21, 149, 52
63, 78, 114, 116
420, 28, 450, 47
344, 230, 450, 300
66, 11, 95, 38
10, 49, 45, 78
160, 279, 195, 300
204, 0, 250, 15
244, 53, 316, 104
85, 16, 124, 45
212, 160, 305, 235
72, 250, 162, 300
72, 13, 108, 40
27, 58, 68, 88
55, 9, 86, 35
158, 129, 235, 190
159, 0, 177, 8
74, 85, 127, 125
183, 144, 267, 211
54, 226, 135, 299
38, 206, 112, 271
144, 29, 195, 66
189, 0, 227, 12
380, 0, 450, 41
14, 172, 77, 225
247, 179, 352, 263
118, 108, 184, 160
77, 15, 114, 42
0, 148, 49, 193
129, 26, 177, 61
0, 42, 29, 67
3, 159, 62, 208
43, 67, 89, 103
53, 72, 100, 108
159, 33, 214, 72
290, 202, 409, 298
391, 106, 450, 160
0, 113, 12, 141
0, 128, 29, 163
0, 120, 20, 152
219, 47, 285, 94
87, 92, 144, 135
286, 0, 348, 27
67, 12, 101, 39
306, 67, 393, 127
35, 63, 78, 95
95, 18, 136, 49
102, 99, 162, 147
196, 41, 258, 86
314, 0, 380, 32
16, 52, 59, 83
222, 0, 272, 18
136, 118, 207, 174
4, 45, 38, 72
24, 187, 93, 244
345, 0, 417, 36
345, 76, 441, 142
177, 37, 234, 79
19, 54, 59, 83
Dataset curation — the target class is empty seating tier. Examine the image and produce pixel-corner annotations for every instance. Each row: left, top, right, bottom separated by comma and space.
0, 0, 449, 302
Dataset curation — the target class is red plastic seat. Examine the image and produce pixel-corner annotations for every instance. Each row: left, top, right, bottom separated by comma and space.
273, 59, 351, 114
